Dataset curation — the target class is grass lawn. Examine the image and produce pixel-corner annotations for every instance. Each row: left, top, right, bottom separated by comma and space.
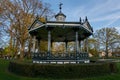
0, 59, 120, 80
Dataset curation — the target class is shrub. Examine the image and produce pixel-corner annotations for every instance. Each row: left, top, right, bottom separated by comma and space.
8, 61, 118, 79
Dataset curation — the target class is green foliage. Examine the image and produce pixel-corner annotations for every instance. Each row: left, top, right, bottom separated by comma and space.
2, 46, 15, 57
0, 59, 44, 80
8, 61, 118, 79
89, 48, 98, 57
40, 41, 48, 52
0, 59, 120, 80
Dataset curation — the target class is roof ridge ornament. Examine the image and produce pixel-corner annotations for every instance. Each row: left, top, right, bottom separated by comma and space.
85, 16, 88, 21
80, 17, 82, 24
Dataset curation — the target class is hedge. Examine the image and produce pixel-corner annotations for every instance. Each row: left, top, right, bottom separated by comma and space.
8, 61, 118, 79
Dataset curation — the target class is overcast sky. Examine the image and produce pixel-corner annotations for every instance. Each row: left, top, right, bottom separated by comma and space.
43, 0, 120, 31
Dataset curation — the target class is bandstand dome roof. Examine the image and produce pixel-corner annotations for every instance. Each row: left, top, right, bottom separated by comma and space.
55, 11, 66, 18
28, 18, 93, 42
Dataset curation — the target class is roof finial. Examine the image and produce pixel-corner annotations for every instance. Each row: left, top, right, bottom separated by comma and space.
59, 2, 63, 12
80, 17, 82, 24
85, 16, 88, 21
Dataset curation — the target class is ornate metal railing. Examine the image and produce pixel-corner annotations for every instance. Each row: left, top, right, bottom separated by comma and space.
32, 52, 89, 60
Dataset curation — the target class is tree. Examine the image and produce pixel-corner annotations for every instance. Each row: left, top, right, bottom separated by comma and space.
94, 27, 119, 57
88, 38, 99, 57
0, 0, 53, 60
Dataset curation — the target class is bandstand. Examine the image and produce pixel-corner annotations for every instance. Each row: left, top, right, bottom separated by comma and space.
28, 3, 93, 64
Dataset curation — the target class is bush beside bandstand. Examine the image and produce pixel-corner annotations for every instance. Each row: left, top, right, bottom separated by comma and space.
8, 61, 118, 79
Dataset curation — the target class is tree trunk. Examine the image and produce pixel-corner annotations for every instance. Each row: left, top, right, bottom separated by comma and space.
13, 39, 19, 59
27, 37, 33, 59
20, 43, 25, 60
105, 42, 108, 58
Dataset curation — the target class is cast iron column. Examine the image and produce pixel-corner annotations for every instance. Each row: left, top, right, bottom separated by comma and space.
33, 36, 36, 53
86, 38, 88, 52
79, 40, 81, 53
47, 30, 51, 59
75, 31, 79, 59
65, 41, 68, 57
37, 39, 40, 53
32, 36, 36, 59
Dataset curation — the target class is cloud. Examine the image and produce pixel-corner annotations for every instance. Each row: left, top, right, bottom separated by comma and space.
90, 11, 120, 22
87, 0, 120, 17
115, 27, 120, 30
69, 0, 120, 23
115, 27, 120, 33
89, 0, 120, 25
103, 18, 119, 27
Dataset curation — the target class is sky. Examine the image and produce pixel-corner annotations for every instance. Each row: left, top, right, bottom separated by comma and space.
43, 0, 120, 32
